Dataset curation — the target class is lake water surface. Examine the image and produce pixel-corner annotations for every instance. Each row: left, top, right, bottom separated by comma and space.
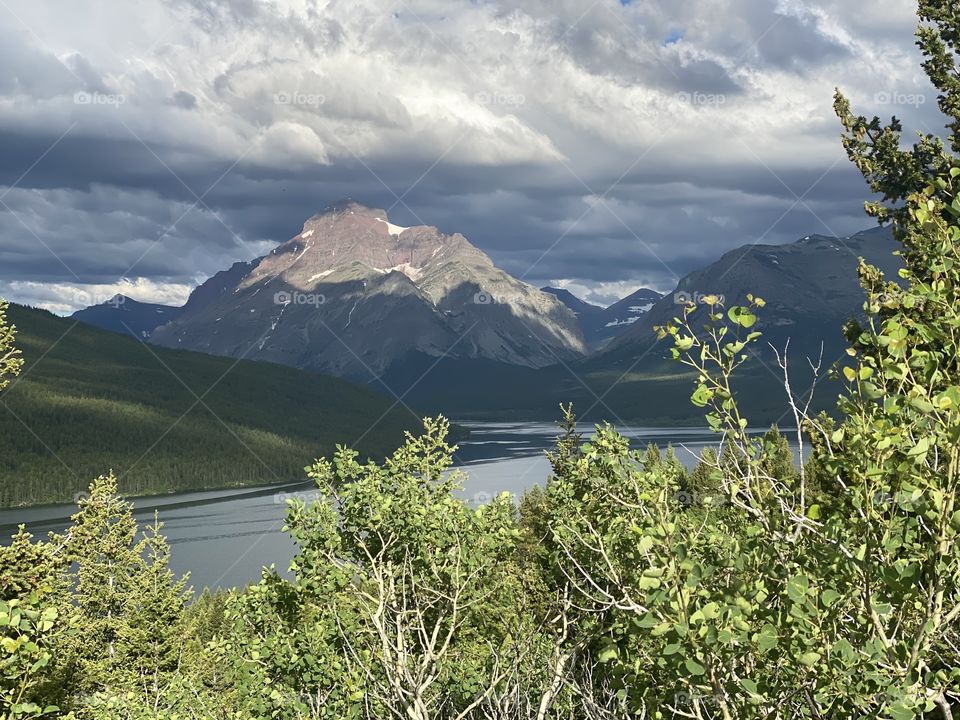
0, 423, 739, 589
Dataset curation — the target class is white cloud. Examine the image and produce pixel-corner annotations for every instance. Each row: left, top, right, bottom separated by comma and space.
550, 278, 669, 308
1, 277, 194, 314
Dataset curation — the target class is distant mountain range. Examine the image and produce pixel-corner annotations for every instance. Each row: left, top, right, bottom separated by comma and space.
69, 209, 903, 424
70, 201, 667, 366
376, 226, 904, 423
541, 286, 663, 348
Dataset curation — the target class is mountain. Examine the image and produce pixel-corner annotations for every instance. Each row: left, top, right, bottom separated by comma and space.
542, 286, 663, 348
540, 287, 606, 323
151, 201, 587, 380
0, 303, 421, 507
602, 226, 902, 366
400, 227, 903, 424
601, 288, 663, 334
71, 295, 183, 339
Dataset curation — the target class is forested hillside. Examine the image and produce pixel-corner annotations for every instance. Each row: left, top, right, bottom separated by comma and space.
0, 304, 419, 506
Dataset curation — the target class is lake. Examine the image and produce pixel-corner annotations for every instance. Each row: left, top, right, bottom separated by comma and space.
0, 422, 750, 589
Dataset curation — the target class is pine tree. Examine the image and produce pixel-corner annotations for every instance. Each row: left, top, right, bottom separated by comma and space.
112, 516, 190, 699
61, 475, 189, 699
759, 425, 797, 484
63, 475, 141, 692
0, 528, 61, 602
0, 529, 70, 718
688, 446, 721, 498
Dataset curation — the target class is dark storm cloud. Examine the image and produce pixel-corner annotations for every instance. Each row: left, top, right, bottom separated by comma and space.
170, 90, 198, 109
0, 0, 936, 311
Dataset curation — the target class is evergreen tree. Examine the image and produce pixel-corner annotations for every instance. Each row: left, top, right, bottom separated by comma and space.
0, 529, 62, 602
688, 446, 721, 498
758, 426, 797, 485
119, 516, 191, 696
62, 475, 142, 694
0, 530, 69, 719
60, 475, 191, 702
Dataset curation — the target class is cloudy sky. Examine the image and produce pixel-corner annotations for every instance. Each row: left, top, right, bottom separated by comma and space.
0, 0, 942, 312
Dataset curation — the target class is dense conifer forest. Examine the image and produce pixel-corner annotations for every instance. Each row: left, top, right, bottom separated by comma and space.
0, 304, 419, 506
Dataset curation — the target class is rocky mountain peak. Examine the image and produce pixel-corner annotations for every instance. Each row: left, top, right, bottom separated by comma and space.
312, 199, 389, 221
245, 202, 492, 296
150, 202, 587, 378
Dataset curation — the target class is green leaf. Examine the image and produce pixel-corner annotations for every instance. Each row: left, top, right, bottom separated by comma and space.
638, 576, 661, 590
676, 335, 695, 351
756, 624, 778, 651
820, 589, 841, 608
907, 437, 929, 458
684, 658, 706, 676
597, 641, 618, 663
786, 574, 810, 602
888, 703, 916, 720
728, 306, 758, 328
691, 384, 714, 408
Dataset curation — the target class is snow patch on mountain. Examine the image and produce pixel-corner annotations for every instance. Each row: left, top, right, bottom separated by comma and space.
308, 269, 334, 283
383, 263, 424, 282
604, 316, 640, 328
375, 217, 409, 237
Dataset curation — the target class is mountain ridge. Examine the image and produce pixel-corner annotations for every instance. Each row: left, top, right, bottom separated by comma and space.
396, 225, 904, 423
542, 286, 664, 348
71, 295, 183, 340
601, 225, 902, 366
150, 201, 587, 379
